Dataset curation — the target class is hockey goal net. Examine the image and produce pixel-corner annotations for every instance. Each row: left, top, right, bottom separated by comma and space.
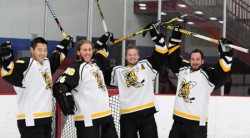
51, 89, 120, 138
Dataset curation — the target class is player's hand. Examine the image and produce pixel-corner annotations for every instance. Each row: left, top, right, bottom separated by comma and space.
218, 38, 233, 56
56, 36, 74, 56
57, 91, 75, 116
95, 32, 114, 51
143, 21, 165, 47
169, 24, 182, 46
0, 41, 14, 67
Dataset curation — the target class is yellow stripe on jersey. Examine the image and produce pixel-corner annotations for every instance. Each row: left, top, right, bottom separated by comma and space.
1, 62, 15, 77
16, 112, 52, 119
74, 110, 111, 121
16, 114, 25, 119
168, 45, 180, 55
174, 109, 208, 121
16, 60, 25, 64
97, 50, 107, 58
33, 112, 53, 118
120, 102, 155, 114
219, 59, 231, 72
155, 47, 168, 54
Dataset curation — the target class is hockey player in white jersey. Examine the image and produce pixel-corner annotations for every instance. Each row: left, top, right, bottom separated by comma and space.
167, 25, 234, 138
0, 36, 73, 138
53, 32, 118, 138
110, 22, 168, 138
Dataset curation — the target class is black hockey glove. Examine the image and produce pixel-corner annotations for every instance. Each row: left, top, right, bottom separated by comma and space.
142, 21, 165, 47
53, 84, 75, 116
169, 24, 182, 46
0, 41, 14, 68
218, 38, 233, 57
95, 32, 114, 51
56, 36, 74, 56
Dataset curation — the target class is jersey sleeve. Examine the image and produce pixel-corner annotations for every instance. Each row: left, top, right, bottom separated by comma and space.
54, 62, 81, 92
206, 63, 232, 90
168, 45, 189, 77
146, 44, 168, 72
1, 57, 30, 87
49, 51, 63, 74
110, 66, 122, 86
94, 50, 112, 86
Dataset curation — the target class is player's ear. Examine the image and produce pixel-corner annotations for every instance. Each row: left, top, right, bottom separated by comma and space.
30, 47, 34, 54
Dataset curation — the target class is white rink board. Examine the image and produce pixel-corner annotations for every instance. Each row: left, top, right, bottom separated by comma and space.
1, 95, 250, 138
0, 95, 20, 138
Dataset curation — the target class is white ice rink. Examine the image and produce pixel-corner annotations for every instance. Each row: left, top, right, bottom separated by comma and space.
1, 95, 250, 138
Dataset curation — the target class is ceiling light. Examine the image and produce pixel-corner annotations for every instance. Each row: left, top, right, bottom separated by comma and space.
187, 22, 194, 25
161, 12, 167, 15
139, 3, 146, 7
177, 4, 187, 8
218, 20, 224, 24
140, 7, 147, 10
209, 17, 217, 20
195, 11, 203, 14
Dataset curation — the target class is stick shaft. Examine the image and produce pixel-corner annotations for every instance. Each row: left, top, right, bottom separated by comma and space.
45, 0, 67, 39
113, 14, 189, 45
166, 25, 249, 53
95, 0, 108, 32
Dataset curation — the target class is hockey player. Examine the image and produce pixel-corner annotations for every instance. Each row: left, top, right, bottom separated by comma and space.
167, 25, 234, 138
110, 23, 168, 138
53, 32, 118, 138
0, 36, 73, 138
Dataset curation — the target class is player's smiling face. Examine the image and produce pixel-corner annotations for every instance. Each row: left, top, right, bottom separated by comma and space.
30, 43, 48, 65
77, 43, 93, 63
190, 52, 204, 71
126, 48, 140, 66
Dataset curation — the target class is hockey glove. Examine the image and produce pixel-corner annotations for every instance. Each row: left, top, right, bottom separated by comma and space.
142, 21, 165, 47
169, 24, 182, 46
218, 38, 233, 57
95, 32, 114, 51
53, 84, 75, 116
56, 36, 74, 56
0, 41, 14, 68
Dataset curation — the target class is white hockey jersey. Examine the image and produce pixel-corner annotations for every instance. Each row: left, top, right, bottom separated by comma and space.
168, 45, 233, 126
56, 61, 112, 127
2, 58, 55, 126
111, 59, 159, 118
174, 66, 214, 125
1, 51, 62, 126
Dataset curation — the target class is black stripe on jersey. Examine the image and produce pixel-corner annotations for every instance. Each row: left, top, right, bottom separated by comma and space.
80, 63, 88, 81
200, 69, 215, 88
23, 59, 33, 82
179, 66, 188, 72
139, 60, 157, 75
111, 65, 125, 84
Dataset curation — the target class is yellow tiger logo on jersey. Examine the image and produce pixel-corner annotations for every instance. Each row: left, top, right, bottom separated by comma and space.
123, 68, 145, 88
41, 72, 52, 91
91, 70, 106, 91
178, 79, 196, 103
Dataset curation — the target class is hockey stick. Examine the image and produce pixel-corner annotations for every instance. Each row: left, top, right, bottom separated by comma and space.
112, 14, 188, 45
95, 0, 108, 32
45, 0, 67, 39
165, 25, 249, 53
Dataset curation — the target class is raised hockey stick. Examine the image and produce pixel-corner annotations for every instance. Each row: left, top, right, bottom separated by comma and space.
112, 14, 188, 45
165, 25, 249, 53
45, 0, 67, 39
95, 0, 108, 32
